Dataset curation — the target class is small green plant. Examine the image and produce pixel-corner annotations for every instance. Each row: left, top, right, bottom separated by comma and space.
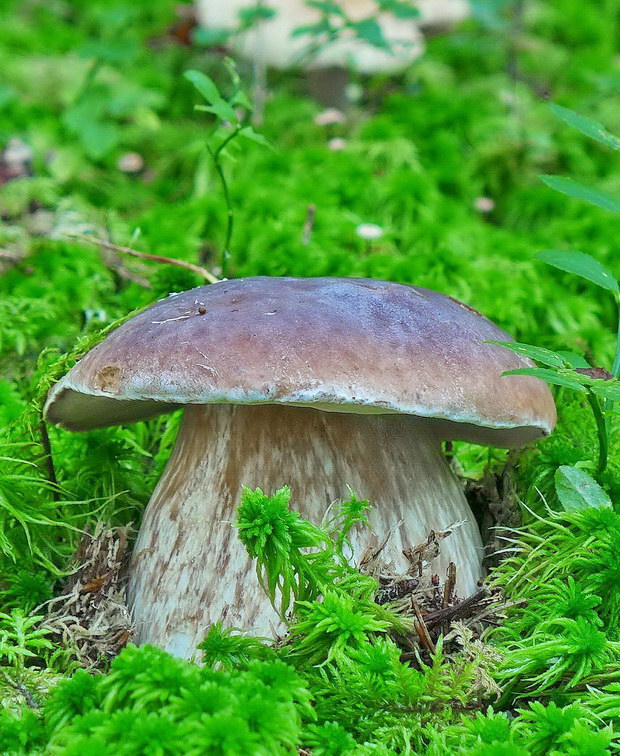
490, 504, 620, 708
193, 4, 278, 48
0, 644, 312, 754
494, 107, 620, 479
0, 609, 52, 669
197, 622, 272, 670
61, 8, 160, 160
427, 701, 617, 755
185, 61, 269, 277
493, 330, 620, 477
235, 487, 493, 748
236, 486, 410, 657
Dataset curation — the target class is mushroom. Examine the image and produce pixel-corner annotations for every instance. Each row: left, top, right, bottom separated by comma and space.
416, 0, 470, 34
195, 1, 469, 107
196, 0, 424, 72
44, 277, 555, 658
196, 0, 427, 108
196, 0, 470, 70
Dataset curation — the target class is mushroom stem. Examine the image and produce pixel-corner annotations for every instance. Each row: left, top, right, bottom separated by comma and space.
127, 404, 484, 658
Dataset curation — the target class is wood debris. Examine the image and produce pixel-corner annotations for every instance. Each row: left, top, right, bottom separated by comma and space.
39, 524, 134, 668
366, 525, 510, 657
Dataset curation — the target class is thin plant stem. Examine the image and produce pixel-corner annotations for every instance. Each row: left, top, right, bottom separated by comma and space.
602, 295, 620, 440
586, 391, 608, 475
76, 58, 103, 102
612, 297, 620, 378
208, 126, 240, 278
39, 420, 59, 502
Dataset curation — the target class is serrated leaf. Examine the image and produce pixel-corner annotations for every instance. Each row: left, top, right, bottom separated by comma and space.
489, 341, 567, 368
502, 368, 588, 392
536, 250, 619, 295
555, 465, 612, 511
540, 175, 620, 213
549, 104, 620, 150
184, 69, 221, 105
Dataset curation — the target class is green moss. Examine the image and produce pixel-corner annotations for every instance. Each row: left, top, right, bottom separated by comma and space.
1, 0, 620, 750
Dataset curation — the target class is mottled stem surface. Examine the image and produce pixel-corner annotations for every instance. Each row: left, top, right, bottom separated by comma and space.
127, 404, 484, 658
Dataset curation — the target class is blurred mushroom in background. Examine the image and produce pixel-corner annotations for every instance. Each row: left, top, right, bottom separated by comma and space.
194, 0, 469, 107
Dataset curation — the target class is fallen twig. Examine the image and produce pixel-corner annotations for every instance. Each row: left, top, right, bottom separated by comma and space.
0, 247, 25, 263
1, 670, 39, 710
67, 233, 221, 285
375, 578, 419, 606
301, 204, 316, 245
0, 247, 26, 275
98, 246, 152, 289
442, 562, 457, 609
424, 588, 492, 630
411, 597, 436, 654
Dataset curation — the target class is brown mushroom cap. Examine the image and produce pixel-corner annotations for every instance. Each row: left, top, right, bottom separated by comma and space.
44, 277, 556, 446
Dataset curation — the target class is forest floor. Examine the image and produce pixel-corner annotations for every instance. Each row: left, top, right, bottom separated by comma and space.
1, 0, 620, 753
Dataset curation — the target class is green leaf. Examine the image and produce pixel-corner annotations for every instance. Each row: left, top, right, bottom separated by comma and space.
555, 465, 612, 511
502, 368, 588, 392
231, 89, 253, 110
239, 126, 271, 148
306, 0, 346, 15
79, 120, 119, 160
540, 175, 620, 214
536, 250, 619, 295
62, 94, 107, 131
184, 69, 221, 105
223, 57, 242, 89
238, 6, 277, 29
590, 381, 620, 402
0, 85, 15, 109
353, 19, 391, 50
77, 38, 138, 65
489, 341, 567, 368
555, 351, 590, 368
377, 0, 420, 19
549, 104, 620, 150
192, 26, 232, 47
292, 20, 335, 38
206, 100, 238, 123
